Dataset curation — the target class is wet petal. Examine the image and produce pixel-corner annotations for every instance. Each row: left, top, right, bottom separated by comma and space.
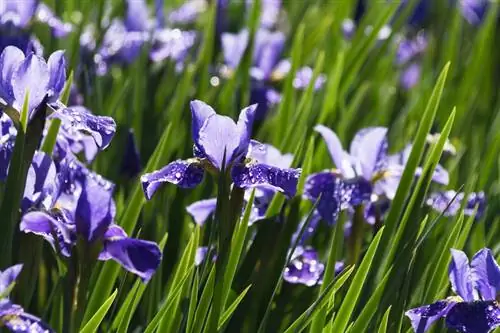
349, 127, 388, 180
22, 151, 57, 211
49, 105, 116, 149
405, 300, 455, 333
47, 50, 66, 100
449, 249, 475, 302
314, 125, 355, 178
304, 171, 343, 225
0, 264, 23, 295
283, 246, 324, 287
101, 226, 162, 282
141, 160, 204, 200
232, 163, 301, 198
186, 198, 217, 226
0, 46, 25, 104
20, 211, 71, 250
11, 53, 50, 114
470, 248, 500, 301
2, 311, 55, 333
446, 301, 500, 333
341, 177, 372, 208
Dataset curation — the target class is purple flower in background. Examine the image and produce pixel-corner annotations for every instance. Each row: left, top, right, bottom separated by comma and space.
185, 142, 295, 225
168, 0, 207, 25
459, 0, 489, 26
121, 129, 142, 178
141, 100, 301, 200
406, 248, 500, 333
35, 4, 73, 37
0, 264, 55, 332
427, 191, 486, 220
283, 246, 344, 287
396, 33, 428, 90
0, 113, 15, 179
20, 157, 161, 281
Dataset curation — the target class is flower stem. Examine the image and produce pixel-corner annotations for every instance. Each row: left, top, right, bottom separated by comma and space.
348, 205, 365, 265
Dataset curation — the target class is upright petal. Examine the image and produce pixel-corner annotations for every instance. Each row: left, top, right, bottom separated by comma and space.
446, 301, 500, 333
47, 50, 66, 100
349, 127, 388, 180
400, 62, 421, 90
35, 4, 73, 38
235, 104, 257, 159
0, 264, 23, 295
141, 160, 204, 200
232, 163, 301, 198
459, 0, 489, 26
101, 225, 161, 282
470, 248, 500, 301
221, 30, 249, 70
75, 177, 114, 243
190, 100, 216, 149
0, 46, 25, 104
125, 0, 151, 32
405, 300, 456, 333
314, 125, 355, 178
253, 29, 285, 80
4, 0, 38, 28
186, 198, 217, 226
449, 249, 475, 302
11, 53, 50, 114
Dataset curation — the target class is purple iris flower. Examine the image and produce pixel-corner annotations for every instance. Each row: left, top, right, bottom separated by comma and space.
168, 0, 207, 25
406, 248, 500, 333
20, 157, 161, 282
185, 142, 295, 225
0, 264, 55, 332
245, 0, 282, 29
35, 3, 73, 37
121, 129, 142, 178
141, 100, 301, 200
427, 191, 486, 220
396, 33, 427, 90
459, 0, 489, 26
0, 113, 15, 179
283, 246, 345, 287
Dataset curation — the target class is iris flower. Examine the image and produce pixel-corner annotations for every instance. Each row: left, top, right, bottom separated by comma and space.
427, 191, 486, 220
20, 156, 161, 282
406, 248, 500, 333
141, 100, 301, 200
185, 142, 295, 225
459, 0, 489, 26
396, 33, 428, 90
0, 264, 54, 332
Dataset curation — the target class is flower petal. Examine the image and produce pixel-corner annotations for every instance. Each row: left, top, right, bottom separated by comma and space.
47, 50, 66, 100
3, 0, 38, 28
314, 125, 355, 178
283, 246, 325, 287
446, 301, 500, 333
11, 53, 50, 114
49, 105, 116, 149
449, 249, 475, 302
190, 100, 216, 151
20, 211, 72, 250
221, 29, 249, 69
2, 311, 55, 333
35, 4, 73, 38
235, 104, 257, 159
304, 171, 343, 225
0, 264, 23, 295
101, 225, 162, 282
140, 160, 204, 200
232, 163, 301, 198
121, 129, 142, 178
0, 46, 25, 104
341, 177, 372, 208
400, 62, 421, 90
349, 127, 388, 180
253, 29, 285, 80
470, 248, 500, 301
125, 0, 151, 32
405, 300, 455, 333
186, 198, 217, 226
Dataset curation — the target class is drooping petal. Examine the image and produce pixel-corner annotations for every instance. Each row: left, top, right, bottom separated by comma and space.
101, 225, 161, 282
304, 171, 343, 225
141, 160, 204, 200
446, 301, 500, 333
232, 163, 301, 198
405, 300, 456, 333
283, 246, 325, 287
470, 248, 500, 301
11, 53, 50, 114
49, 105, 116, 149
2, 310, 56, 332
314, 125, 355, 178
198, 113, 241, 169
46, 50, 66, 100
190, 100, 216, 149
449, 249, 475, 302
0, 264, 23, 295
186, 198, 217, 226
0, 46, 25, 104
349, 127, 388, 180
221, 29, 249, 70
20, 211, 72, 251
75, 177, 114, 243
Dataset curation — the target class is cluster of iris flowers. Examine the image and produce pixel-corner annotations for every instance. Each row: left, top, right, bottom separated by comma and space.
0, 0, 496, 332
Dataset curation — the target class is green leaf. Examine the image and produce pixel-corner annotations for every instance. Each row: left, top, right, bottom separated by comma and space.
330, 226, 386, 332
191, 266, 216, 333
60, 71, 74, 105
79, 289, 117, 333
218, 284, 252, 330
40, 118, 61, 155
377, 306, 392, 333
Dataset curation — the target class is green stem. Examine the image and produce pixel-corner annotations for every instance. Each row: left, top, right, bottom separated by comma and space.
348, 205, 365, 266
